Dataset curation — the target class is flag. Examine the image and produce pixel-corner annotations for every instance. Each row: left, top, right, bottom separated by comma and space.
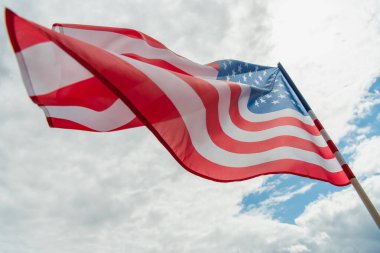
6, 9, 350, 185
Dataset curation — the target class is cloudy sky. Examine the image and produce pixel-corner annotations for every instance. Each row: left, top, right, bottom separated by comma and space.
0, 0, 379, 252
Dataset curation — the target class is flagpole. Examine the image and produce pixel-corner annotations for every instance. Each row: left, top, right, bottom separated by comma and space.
278, 62, 380, 230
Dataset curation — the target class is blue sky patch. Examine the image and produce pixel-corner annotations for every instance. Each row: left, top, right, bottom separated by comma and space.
240, 76, 380, 224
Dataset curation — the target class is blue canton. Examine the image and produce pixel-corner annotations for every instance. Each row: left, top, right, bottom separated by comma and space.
213, 59, 308, 116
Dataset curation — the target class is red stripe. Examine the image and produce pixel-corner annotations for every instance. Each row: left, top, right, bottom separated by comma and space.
326, 140, 338, 153
123, 53, 191, 76
314, 119, 324, 131
228, 83, 321, 136
32, 77, 119, 111
207, 62, 220, 71
48, 117, 97, 131
6, 9, 50, 52
10, 12, 350, 185
342, 164, 355, 179
52, 23, 167, 49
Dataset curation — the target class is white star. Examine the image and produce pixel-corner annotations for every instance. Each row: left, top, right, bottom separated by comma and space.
238, 65, 242, 73
278, 94, 286, 99
284, 91, 290, 95
245, 62, 249, 67
263, 70, 267, 76
273, 89, 279, 93
258, 76, 263, 81
243, 75, 247, 82
232, 70, 236, 77
255, 100, 259, 107
223, 62, 227, 70
272, 100, 280, 105
265, 94, 272, 99
228, 60, 232, 66
255, 66, 259, 72
248, 71, 253, 77
226, 75, 230, 81
278, 83, 284, 87
254, 80, 259, 85
260, 97, 266, 103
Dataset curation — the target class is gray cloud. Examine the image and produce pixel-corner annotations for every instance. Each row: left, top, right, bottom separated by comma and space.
0, 0, 379, 253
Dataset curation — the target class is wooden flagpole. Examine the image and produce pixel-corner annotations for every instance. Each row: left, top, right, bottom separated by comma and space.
278, 63, 380, 230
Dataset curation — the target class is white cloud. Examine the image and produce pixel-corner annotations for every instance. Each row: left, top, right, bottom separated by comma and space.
268, 0, 380, 141
284, 244, 310, 253
295, 176, 380, 252
351, 136, 380, 177
0, 0, 380, 253
259, 183, 316, 208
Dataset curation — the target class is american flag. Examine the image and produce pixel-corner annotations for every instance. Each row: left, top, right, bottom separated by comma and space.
6, 9, 350, 185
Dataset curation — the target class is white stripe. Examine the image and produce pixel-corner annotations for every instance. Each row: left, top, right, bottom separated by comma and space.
116, 54, 341, 172
45, 99, 135, 132
207, 79, 328, 147
319, 129, 331, 141
16, 53, 36, 97
308, 110, 317, 121
16, 42, 93, 95
334, 151, 347, 166
59, 27, 218, 78
238, 87, 315, 125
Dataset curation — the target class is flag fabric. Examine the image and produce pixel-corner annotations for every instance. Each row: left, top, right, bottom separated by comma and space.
6, 9, 350, 185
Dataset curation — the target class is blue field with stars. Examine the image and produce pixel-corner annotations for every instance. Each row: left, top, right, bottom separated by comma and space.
214, 59, 308, 116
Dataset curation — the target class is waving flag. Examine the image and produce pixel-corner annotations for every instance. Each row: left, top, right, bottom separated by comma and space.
6, 9, 350, 185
